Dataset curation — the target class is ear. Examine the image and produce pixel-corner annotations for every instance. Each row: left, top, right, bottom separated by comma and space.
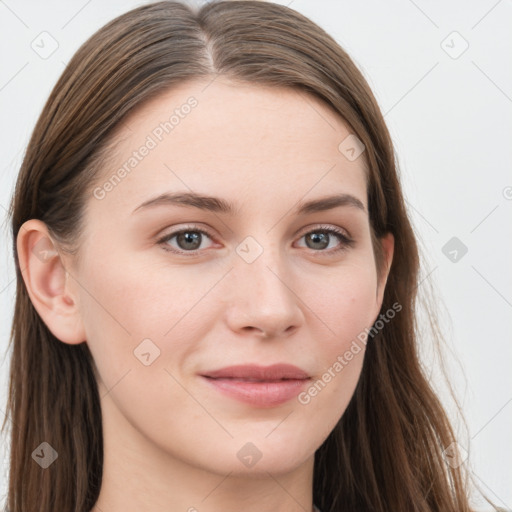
16, 219, 86, 345
375, 232, 394, 312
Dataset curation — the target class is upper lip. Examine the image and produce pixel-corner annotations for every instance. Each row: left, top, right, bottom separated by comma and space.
201, 364, 310, 381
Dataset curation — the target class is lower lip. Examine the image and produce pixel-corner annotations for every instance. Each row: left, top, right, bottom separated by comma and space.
201, 376, 310, 407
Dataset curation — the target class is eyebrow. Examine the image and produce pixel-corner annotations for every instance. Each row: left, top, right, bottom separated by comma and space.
132, 191, 366, 216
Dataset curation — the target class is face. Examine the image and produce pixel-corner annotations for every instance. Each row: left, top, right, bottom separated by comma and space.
62, 78, 393, 475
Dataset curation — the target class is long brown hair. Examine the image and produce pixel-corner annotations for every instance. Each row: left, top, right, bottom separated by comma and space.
2, 1, 498, 511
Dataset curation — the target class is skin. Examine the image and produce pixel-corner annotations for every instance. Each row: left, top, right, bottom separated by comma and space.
18, 77, 394, 512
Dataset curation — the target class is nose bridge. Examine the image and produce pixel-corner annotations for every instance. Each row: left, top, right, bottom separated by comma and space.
225, 232, 304, 337
236, 233, 288, 295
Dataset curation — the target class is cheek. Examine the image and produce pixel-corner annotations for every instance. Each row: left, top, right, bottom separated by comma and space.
310, 257, 379, 343
297, 258, 378, 408
77, 250, 221, 381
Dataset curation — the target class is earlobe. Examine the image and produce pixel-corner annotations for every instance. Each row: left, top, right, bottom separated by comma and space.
16, 219, 86, 345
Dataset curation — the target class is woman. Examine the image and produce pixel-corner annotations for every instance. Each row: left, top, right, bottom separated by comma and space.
2, 1, 498, 511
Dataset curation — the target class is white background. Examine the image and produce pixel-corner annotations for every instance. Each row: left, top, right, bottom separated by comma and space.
1, 0, 511, 510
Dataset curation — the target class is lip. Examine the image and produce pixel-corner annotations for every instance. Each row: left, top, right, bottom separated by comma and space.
200, 364, 311, 407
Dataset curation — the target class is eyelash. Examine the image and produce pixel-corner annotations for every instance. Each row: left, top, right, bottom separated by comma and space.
157, 224, 354, 257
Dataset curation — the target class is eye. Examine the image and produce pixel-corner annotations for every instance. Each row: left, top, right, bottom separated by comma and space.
295, 225, 354, 255
157, 226, 215, 255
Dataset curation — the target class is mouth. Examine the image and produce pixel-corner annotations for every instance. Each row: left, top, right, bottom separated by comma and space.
200, 364, 311, 407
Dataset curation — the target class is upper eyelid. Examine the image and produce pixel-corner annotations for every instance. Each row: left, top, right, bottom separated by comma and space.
159, 223, 351, 238
296, 224, 351, 239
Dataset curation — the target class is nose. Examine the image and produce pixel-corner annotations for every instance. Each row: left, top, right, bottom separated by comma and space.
224, 243, 305, 340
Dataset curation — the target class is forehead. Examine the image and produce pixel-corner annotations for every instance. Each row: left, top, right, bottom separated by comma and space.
89, 78, 368, 218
